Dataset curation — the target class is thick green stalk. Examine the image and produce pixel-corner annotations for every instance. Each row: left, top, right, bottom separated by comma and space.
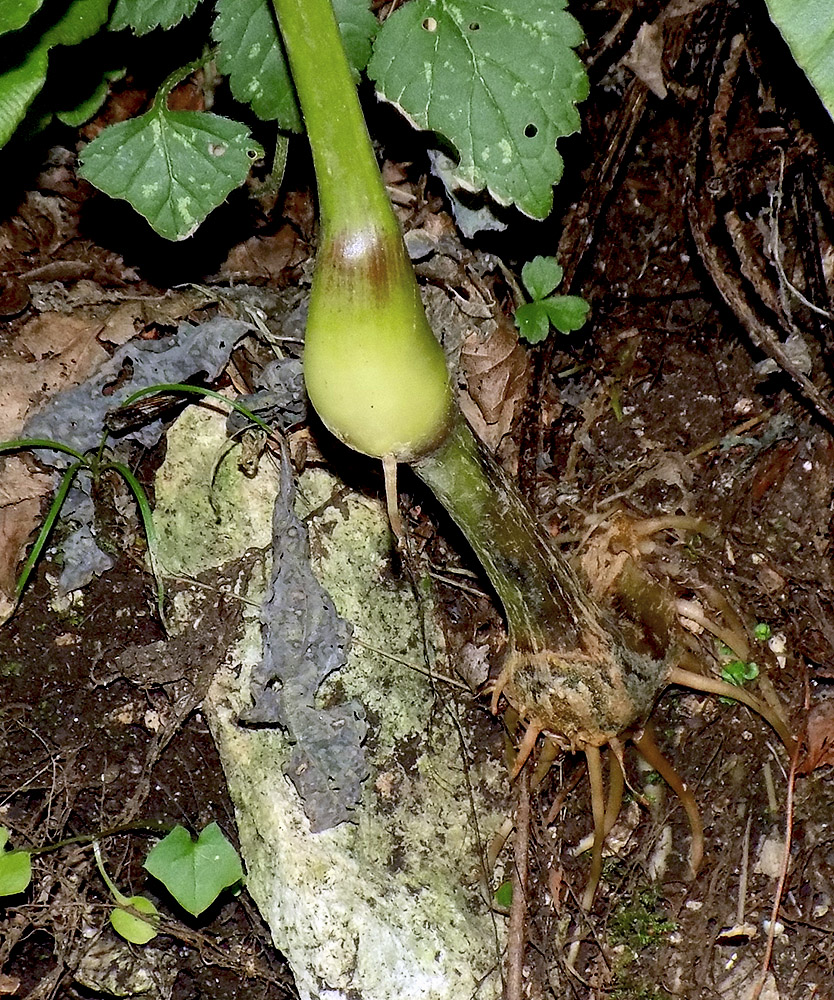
412, 416, 670, 749
270, 0, 453, 461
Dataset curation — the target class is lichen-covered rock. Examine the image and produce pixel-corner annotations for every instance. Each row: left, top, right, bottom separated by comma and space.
154, 408, 508, 1000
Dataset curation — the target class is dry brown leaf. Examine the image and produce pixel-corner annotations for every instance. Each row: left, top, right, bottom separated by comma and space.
458, 319, 529, 451
97, 290, 208, 345
0, 973, 21, 995
0, 456, 53, 616
0, 311, 110, 615
797, 699, 834, 773
219, 226, 305, 281
15, 311, 108, 364
623, 22, 668, 99
0, 312, 109, 440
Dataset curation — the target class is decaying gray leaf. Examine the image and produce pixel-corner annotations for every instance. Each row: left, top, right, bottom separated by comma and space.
243, 446, 368, 831
24, 317, 253, 460
21, 317, 252, 590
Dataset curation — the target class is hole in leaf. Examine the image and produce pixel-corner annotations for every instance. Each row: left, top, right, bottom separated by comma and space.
422, 17, 437, 31
469, 21, 480, 30
524, 123, 538, 138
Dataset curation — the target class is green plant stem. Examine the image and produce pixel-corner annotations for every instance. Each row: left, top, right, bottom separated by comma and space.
271, 0, 453, 461
154, 48, 216, 111
93, 840, 130, 906
273, 0, 669, 750
412, 416, 670, 748
268, 0, 392, 236
412, 416, 599, 654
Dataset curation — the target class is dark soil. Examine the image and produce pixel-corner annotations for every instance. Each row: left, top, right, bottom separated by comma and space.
2, 2, 834, 998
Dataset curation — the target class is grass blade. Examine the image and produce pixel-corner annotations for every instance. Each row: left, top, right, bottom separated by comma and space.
14, 463, 83, 602
105, 460, 165, 619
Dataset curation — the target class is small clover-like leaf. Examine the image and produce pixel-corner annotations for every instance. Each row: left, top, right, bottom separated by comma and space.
521, 256, 563, 300
78, 106, 262, 240
494, 880, 513, 908
213, 0, 376, 128
754, 623, 772, 642
540, 295, 590, 334
369, 0, 588, 218
109, 0, 202, 35
514, 302, 550, 344
144, 822, 243, 916
721, 660, 760, 687
0, 829, 32, 896
110, 895, 159, 944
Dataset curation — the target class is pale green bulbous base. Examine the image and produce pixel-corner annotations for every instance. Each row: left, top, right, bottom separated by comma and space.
303, 234, 454, 461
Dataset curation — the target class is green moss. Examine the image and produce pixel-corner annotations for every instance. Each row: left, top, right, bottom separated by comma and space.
609, 887, 677, 953
0, 660, 24, 677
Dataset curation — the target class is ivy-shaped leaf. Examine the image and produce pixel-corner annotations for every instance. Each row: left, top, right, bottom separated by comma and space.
109, 0, 203, 36
144, 823, 243, 916
78, 103, 262, 240
0, 828, 31, 896
368, 0, 588, 219
765, 0, 834, 122
212, 0, 376, 128
0, 0, 45, 36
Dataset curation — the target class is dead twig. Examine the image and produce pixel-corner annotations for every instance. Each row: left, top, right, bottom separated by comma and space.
506, 765, 531, 1000
687, 28, 834, 426
751, 666, 806, 1000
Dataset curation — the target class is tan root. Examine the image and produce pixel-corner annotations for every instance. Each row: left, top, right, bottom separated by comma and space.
491, 508, 795, 927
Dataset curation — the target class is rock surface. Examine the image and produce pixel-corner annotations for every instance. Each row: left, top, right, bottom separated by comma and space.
154, 406, 509, 1000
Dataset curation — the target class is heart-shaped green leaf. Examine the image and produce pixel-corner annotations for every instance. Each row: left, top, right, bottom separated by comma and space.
0, 0, 45, 36
110, 895, 159, 944
212, 0, 377, 128
0, 45, 48, 146
109, 0, 202, 35
765, 0, 834, 122
144, 823, 243, 916
0, 829, 32, 896
42, 0, 109, 47
0, 0, 109, 147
